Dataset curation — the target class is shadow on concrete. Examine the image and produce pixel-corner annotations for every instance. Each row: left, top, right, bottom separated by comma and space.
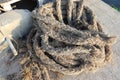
11, 0, 37, 11
102, 0, 120, 7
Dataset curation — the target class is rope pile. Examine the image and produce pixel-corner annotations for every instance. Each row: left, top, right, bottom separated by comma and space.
8, 0, 116, 80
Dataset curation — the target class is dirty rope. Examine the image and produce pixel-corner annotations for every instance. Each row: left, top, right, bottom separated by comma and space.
9, 0, 116, 80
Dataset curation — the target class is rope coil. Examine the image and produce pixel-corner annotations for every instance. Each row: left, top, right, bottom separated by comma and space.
8, 0, 116, 80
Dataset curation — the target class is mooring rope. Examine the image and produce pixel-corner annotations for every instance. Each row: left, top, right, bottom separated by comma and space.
8, 0, 116, 80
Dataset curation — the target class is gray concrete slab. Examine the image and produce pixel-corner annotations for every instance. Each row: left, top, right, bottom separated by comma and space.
0, 10, 32, 80
63, 0, 120, 80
